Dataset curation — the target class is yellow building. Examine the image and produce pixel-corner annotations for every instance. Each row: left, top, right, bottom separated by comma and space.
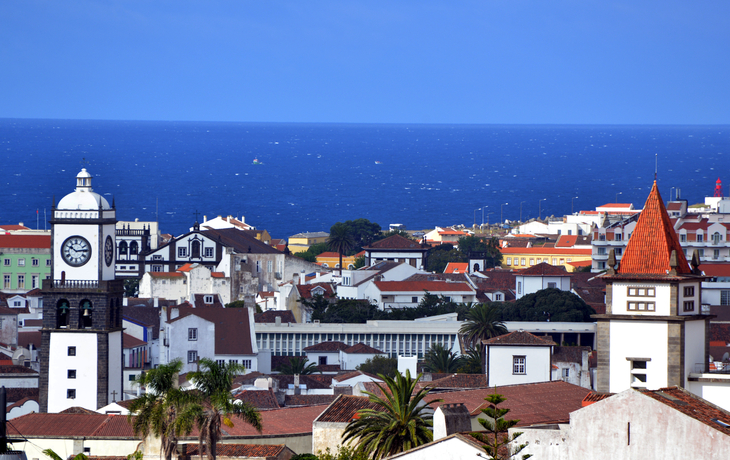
500, 247, 592, 271
316, 251, 365, 269
288, 231, 329, 253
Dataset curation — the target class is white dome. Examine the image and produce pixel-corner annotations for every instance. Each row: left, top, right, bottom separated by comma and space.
56, 168, 111, 211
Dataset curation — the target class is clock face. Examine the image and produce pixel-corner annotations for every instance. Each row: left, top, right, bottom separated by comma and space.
61, 236, 92, 267
104, 235, 114, 267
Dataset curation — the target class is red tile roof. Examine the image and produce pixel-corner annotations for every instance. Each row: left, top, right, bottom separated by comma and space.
423, 374, 488, 390
223, 405, 324, 436
177, 263, 194, 272
314, 395, 381, 423
555, 235, 577, 247
211, 272, 225, 278
618, 181, 691, 275
444, 262, 469, 274
296, 283, 335, 299
484, 330, 556, 346
254, 310, 296, 324
366, 235, 427, 250
332, 370, 380, 383
344, 343, 384, 354
374, 280, 474, 293
0, 234, 50, 249
0, 225, 30, 231
234, 389, 280, 410
500, 247, 591, 255
317, 252, 341, 258
304, 341, 349, 352
8, 413, 135, 438
122, 333, 146, 349
518, 262, 569, 276
184, 443, 289, 458
642, 386, 730, 435
700, 264, 730, 277
284, 394, 337, 407
148, 272, 184, 279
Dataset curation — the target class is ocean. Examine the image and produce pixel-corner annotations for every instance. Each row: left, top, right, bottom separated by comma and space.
1, 119, 728, 239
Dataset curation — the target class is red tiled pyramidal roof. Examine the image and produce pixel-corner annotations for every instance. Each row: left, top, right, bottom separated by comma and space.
618, 181, 691, 275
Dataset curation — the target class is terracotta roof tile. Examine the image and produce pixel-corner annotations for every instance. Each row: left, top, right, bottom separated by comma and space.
222, 405, 324, 436
618, 181, 691, 275
304, 341, 349, 352
374, 280, 474, 293
332, 370, 380, 383
184, 444, 288, 458
0, 234, 50, 249
424, 374, 488, 390
234, 389, 280, 410
148, 272, 185, 279
122, 333, 146, 349
444, 262, 469, 274
170, 308, 253, 355
254, 310, 296, 324
284, 394, 337, 407
314, 394, 381, 423
344, 343, 384, 354
642, 386, 730, 434
519, 262, 569, 276
8, 413, 134, 437
484, 330, 556, 346
366, 235, 427, 250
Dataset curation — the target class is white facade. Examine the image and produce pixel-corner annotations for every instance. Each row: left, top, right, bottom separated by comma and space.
47, 333, 99, 413
514, 273, 571, 300
485, 344, 553, 387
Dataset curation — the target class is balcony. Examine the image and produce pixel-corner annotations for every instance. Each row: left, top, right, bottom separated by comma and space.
43, 279, 123, 292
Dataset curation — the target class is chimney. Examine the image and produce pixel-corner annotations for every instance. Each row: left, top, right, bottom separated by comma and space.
154, 297, 159, 308
275, 316, 281, 326
433, 403, 472, 440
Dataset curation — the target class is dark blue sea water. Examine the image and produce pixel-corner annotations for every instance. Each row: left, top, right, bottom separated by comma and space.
1, 119, 729, 239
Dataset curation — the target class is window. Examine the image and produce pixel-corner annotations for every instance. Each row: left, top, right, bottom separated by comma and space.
412, 297, 418, 303
684, 286, 695, 297
630, 359, 649, 387
628, 287, 655, 297
597, 247, 606, 255
242, 359, 252, 369
680, 233, 687, 242
518, 282, 522, 295
17, 258, 25, 267
129, 374, 137, 381
32, 258, 39, 266
628, 302, 655, 312
205, 247, 214, 258
699, 249, 705, 258
3, 259, 9, 266
216, 359, 225, 366
548, 282, 557, 289
188, 351, 198, 363
529, 258, 535, 266
598, 261, 606, 269
443, 297, 451, 302
494, 293, 502, 301
513, 356, 526, 374
178, 247, 187, 257
562, 368, 570, 378
119, 241, 128, 255
68, 369, 76, 379
520, 258, 526, 266
615, 248, 623, 256
32, 275, 39, 289
713, 232, 722, 244
722, 291, 730, 306
697, 233, 704, 242
614, 233, 622, 241
188, 328, 198, 341
256, 261, 261, 273
204, 295, 214, 304
67, 389, 76, 399
683, 301, 695, 312
715, 249, 721, 260
153, 255, 163, 260
46, 259, 51, 266
267, 261, 273, 273
319, 356, 327, 365
506, 257, 512, 265
3, 275, 9, 289
191, 240, 201, 258
17, 274, 24, 289
152, 265, 162, 272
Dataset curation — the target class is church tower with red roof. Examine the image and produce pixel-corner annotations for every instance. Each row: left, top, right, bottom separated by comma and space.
594, 181, 710, 393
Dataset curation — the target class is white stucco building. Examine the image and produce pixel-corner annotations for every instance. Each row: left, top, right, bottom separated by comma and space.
483, 330, 555, 387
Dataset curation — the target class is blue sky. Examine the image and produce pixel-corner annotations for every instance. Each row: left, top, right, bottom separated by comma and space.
2, 1, 729, 124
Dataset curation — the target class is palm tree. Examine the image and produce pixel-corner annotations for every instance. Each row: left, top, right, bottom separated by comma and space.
181, 359, 262, 460
422, 344, 463, 373
275, 356, 321, 375
343, 370, 441, 460
460, 303, 508, 349
458, 346, 484, 374
127, 359, 188, 460
42, 450, 87, 460
327, 222, 356, 275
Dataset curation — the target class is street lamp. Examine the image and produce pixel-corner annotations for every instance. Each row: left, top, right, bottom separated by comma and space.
670, 187, 676, 202
474, 208, 481, 227
482, 205, 488, 227
572, 196, 579, 215
520, 201, 526, 222
615, 191, 622, 203
538, 198, 547, 220
501, 203, 508, 226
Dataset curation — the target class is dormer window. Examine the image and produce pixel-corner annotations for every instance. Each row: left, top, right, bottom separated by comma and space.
204, 295, 214, 304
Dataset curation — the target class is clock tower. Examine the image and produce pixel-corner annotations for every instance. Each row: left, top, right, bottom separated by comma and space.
39, 168, 123, 413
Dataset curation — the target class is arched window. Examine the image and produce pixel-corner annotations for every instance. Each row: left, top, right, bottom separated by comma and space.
473, 263, 481, 272
713, 232, 722, 245
79, 299, 93, 329
57, 299, 70, 328
191, 240, 201, 258
130, 241, 139, 255
119, 241, 128, 255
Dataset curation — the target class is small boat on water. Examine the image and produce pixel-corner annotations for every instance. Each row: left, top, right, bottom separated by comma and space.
253, 158, 263, 165
375, 161, 382, 164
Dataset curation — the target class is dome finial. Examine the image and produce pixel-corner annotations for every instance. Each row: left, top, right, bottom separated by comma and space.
75, 168, 93, 192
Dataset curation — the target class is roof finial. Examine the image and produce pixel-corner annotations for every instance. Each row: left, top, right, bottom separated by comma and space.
655, 153, 658, 182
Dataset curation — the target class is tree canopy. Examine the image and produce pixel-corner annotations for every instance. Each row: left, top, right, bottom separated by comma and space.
356, 356, 398, 378
500, 288, 595, 322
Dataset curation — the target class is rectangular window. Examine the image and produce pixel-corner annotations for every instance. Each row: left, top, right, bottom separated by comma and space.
597, 247, 606, 255
32, 258, 39, 266
518, 282, 522, 295
699, 249, 705, 258
68, 347, 76, 356
494, 293, 502, 301
153, 255, 163, 260
3, 275, 9, 289
683, 301, 695, 312
256, 261, 260, 273
3, 259, 9, 266
628, 302, 656, 312
242, 359, 252, 369
615, 248, 623, 256
267, 261, 273, 272
697, 234, 704, 242
552, 258, 557, 265
520, 258, 526, 266
529, 258, 535, 266
411, 296, 418, 303
722, 291, 730, 306
229, 359, 239, 365
684, 286, 695, 297
129, 374, 137, 381
506, 257, 512, 265
68, 369, 76, 379
631, 360, 649, 387
46, 259, 52, 266
513, 356, 526, 374
204, 295, 214, 304
67, 389, 76, 399
187, 351, 198, 363
319, 356, 327, 365
614, 233, 622, 241
205, 247, 214, 258
17, 274, 24, 289
547, 282, 557, 289
17, 258, 25, 267
188, 328, 198, 341
628, 287, 656, 297
562, 368, 570, 378
178, 247, 187, 257
152, 265, 162, 272
680, 234, 687, 242
714, 249, 720, 260
32, 275, 39, 289
216, 359, 225, 366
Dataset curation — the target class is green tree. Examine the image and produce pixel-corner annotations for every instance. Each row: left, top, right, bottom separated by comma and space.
457, 235, 503, 269
124, 278, 140, 297
342, 218, 382, 250
276, 356, 320, 375
43, 450, 88, 460
426, 244, 465, 272
316, 446, 368, 460
312, 298, 379, 323
328, 223, 357, 275
127, 360, 188, 460
353, 255, 366, 269
343, 370, 441, 460
308, 242, 331, 256
295, 251, 318, 263
422, 344, 463, 373
182, 359, 262, 460
501, 288, 595, 322
379, 229, 414, 240
459, 303, 508, 349
224, 300, 246, 308
457, 346, 484, 374
356, 355, 398, 378
472, 390, 532, 460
